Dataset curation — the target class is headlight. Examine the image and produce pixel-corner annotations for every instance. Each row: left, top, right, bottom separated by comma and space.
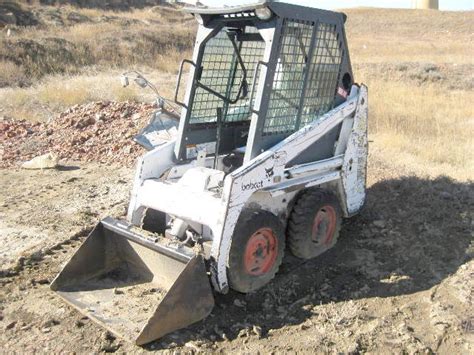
255, 7, 273, 21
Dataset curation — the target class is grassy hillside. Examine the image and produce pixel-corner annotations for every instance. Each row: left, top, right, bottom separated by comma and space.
1, 6, 472, 179
0, 3, 194, 87
346, 8, 473, 64
343, 9, 473, 179
14, 0, 165, 10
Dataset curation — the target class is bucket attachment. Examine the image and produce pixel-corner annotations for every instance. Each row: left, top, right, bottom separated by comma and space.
51, 217, 214, 345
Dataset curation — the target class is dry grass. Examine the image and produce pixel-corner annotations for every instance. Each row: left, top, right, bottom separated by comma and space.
350, 38, 470, 64
0, 69, 176, 121
0, 61, 29, 87
0, 5, 195, 86
1, 6, 472, 180
366, 79, 473, 179
345, 8, 474, 64
343, 8, 474, 181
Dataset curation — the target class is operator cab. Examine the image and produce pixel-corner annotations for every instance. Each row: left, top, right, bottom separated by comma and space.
174, 1, 354, 171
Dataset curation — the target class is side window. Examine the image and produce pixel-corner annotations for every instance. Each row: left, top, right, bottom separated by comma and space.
263, 20, 313, 136
263, 20, 344, 136
190, 26, 265, 124
190, 30, 235, 124
300, 23, 343, 126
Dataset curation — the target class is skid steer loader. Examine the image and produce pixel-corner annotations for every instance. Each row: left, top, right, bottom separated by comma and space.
51, 1, 368, 345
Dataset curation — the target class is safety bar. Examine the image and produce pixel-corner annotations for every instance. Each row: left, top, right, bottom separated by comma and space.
249, 60, 268, 114
174, 59, 196, 108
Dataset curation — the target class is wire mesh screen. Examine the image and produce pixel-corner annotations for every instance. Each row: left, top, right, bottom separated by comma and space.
263, 20, 313, 135
263, 20, 343, 136
300, 23, 343, 126
190, 26, 265, 124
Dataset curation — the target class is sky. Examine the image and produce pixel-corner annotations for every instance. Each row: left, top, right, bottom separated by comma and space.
182, 0, 473, 11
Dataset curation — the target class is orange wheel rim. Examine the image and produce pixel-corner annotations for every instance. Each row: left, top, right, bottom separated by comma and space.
312, 205, 337, 245
243, 228, 278, 276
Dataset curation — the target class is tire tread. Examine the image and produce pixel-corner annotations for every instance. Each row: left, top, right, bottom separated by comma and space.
288, 189, 342, 259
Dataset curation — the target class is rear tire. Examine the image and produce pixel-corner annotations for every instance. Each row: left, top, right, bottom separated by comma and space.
287, 189, 342, 259
228, 209, 285, 293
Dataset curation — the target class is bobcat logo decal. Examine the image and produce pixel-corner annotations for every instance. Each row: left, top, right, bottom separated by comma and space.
265, 167, 274, 179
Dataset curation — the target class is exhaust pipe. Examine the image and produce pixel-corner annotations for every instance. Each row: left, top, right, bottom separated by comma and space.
51, 217, 214, 345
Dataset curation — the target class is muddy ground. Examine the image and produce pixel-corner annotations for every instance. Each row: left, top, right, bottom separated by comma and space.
0, 149, 472, 354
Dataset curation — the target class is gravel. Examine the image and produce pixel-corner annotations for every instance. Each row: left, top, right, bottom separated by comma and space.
1, 101, 157, 168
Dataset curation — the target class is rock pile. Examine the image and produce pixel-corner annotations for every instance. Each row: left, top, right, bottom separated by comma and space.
1, 101, 158, 168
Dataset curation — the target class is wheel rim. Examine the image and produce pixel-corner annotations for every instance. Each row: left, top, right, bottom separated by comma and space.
312, 205, 337, 246
243, 228, 278, 276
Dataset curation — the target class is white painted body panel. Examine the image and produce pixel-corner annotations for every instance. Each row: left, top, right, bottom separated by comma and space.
126, 85, 368, 293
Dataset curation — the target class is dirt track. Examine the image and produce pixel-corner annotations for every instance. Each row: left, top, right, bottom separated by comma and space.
1, 150, 472, 353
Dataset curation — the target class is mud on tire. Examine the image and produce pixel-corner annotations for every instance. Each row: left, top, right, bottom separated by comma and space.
287, 188, 342, 259
228, 209, 285, 293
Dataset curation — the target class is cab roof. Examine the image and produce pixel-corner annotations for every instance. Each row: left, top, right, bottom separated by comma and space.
183, 1, 269, 15
185, 1, 343, 17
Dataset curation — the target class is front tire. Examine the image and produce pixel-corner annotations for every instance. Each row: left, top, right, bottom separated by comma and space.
287, 189, 342, 259
141, 208, 167, 235
228, 209, 285, 293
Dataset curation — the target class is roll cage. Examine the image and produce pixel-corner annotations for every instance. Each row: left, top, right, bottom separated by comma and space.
174, 2, 354, 167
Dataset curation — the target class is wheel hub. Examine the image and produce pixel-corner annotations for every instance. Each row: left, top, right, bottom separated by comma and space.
312, 205, 337, 245
244, 228, 278, 276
